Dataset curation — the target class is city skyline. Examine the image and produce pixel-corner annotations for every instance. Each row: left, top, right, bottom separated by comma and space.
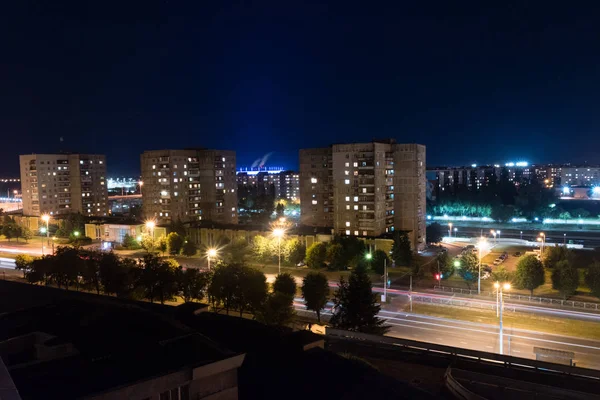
3, 2, 600, 175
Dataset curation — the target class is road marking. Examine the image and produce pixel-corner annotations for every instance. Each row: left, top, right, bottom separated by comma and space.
513, 350, 521, 353
436, 338, 443, 341
460, 341, 468, 345
486, 346, 493, 349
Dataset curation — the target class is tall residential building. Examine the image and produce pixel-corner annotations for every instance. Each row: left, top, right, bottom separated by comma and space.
141, 149, 237, 225
300, 140, 426, 250
19, 154, 108, 217
236, 168, 300, 201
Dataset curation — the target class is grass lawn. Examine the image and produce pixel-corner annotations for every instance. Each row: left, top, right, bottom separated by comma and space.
410, 303, 600, 341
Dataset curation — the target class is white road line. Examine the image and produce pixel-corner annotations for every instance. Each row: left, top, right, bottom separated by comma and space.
460, 341, 468, 345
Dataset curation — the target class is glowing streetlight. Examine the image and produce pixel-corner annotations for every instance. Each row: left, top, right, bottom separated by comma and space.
207, 248, 218, 270
493, 281, 511, 354
448, 223, 453, 238
365, 252, 372, 261
145, 220, 156, 251
537, 232, 546, 258
497, 230, 501, 240
41, 214, 50, 246
73, 231, 80, 237
273, 227, 285, 274
476, 237, 488, 294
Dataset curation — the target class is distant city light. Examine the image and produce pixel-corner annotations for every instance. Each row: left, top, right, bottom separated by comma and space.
515, 161, 528, 167
427, 215, 432, 220
471, 164, 477, 168
505, 162, 515, 167
562, 186, 571, 195
593, 187, 600, 194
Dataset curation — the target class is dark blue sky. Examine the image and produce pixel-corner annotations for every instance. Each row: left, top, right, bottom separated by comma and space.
2, 1, 600, 176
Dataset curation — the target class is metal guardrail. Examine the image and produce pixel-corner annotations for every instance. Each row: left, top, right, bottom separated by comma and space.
326, 328, 600, 380
434, 285, 600, 311
412, 294, 509, 311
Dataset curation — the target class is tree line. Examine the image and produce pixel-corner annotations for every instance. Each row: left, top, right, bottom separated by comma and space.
15, 247, 390, 333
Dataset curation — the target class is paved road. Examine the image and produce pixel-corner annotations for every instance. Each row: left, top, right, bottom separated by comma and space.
0, 257, 16, 269
293, 301, 600, 370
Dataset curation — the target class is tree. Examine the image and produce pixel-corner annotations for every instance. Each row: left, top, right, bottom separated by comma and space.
177, 267, 210, 302
167, 232, 184, 255
514, 255, 545, 296
491, 266, 511, 283
391, 231, 412, 266
256, 292, 295, 328
370, 250, 389, 275
20, 227, 33, 242
252, 235, 276, 263
99, 252, 137, 297
426, 223, 443, 243
551, 259, 579, 299
2, 223, 15, 241
237, 267, 268, 317
326, 243, 345, 270
273, 272, 297, 297
157, 236, 168, 255
585, 261, 600, 299
457, 252, 479, 289
275, 202, 285, 218
224, 238, 250, 263
306, 242, 327, 269
122, 233, 138, 249
491, 205, 516, 223
435, 252, 455, 280
51, 247, 84, 290
559, 211, 572, 221
14, 254, 35, 278
302, 271, 329, 323
330, 265, 389, 334
208, 263, 241, 314
80, 250, 102, 294
140, 234, 155, 252
169, 219, 187, 237
182, 238, 198, 257
286, 238, 306, 265
543, 246, 572, 270
138, 254, 177, 304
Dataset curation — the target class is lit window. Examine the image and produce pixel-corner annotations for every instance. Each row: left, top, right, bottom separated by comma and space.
346, 205, 350, 210
312, 200, 318, 205
311, 178, 318, 183
344, 179, 350, 185
345, 162, 349, 167
345, 196, 350, 201
152, 165, 156, 169
354, 205, 358, 210
354, 196, 358, 201
344, 171, 349, 175
353, 162, 358, 167
362, 188, 367, 193
345, 230, 351, 235
174, 192, 178, 196
363, 231, 367, 236
354, 231, 359, 236
345, 221, 350, 227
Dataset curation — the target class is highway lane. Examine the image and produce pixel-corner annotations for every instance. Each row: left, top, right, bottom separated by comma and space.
293, 302, 600, 369
0, 257, 16, 269
450, 226, 600, 247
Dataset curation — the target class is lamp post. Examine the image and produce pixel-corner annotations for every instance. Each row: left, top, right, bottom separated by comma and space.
564, 233, 566, 246
537, 232, 545, 257
477, 237, 487, 295
40, 227, 47, 255
497, 230, 501, 240
490, 230, 496, 243
145, 220, 156, 251
41, 214, 50, 246
273, 228, 285, 274
448, 223, 453, 238
520, 231, 523, 240
207, 248, 217, 270
494, 282, 511, 355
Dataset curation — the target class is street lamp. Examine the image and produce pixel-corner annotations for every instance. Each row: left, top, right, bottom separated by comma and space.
490, 230, 497, 243
40, 227, 47, 254
207, 248, 218, 270
563, 233, 566, 246
537, 232, 545, 257
41, 214, 50, 245
477, 237, 488, 294
494, 282, 511, 355
497, 230, 501, 240
145, 220, 156, 251
273, 227, 285, 274
448, 223, 453, 238
520, 231, 523, 240
73, 231, 80, 237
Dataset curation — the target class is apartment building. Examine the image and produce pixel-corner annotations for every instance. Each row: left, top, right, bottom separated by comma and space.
561, 166, 600, 186
236, 168, 300, 201
141, 149, 237, 225
19, 154, 108, 217
300, 140, 426, 250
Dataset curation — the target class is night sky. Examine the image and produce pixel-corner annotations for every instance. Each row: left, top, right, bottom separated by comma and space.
2, 1, 600, 176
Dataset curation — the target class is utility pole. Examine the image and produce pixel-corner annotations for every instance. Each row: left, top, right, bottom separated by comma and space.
382, 258, 387, 303
409, 274, 413, 312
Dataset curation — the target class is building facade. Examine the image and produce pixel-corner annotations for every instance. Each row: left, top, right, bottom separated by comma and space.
300, 140, 426, 250
141, 149, 237, 225
19, 154, 108, 217
236, 168, 300, 201
560, 166, 600, 187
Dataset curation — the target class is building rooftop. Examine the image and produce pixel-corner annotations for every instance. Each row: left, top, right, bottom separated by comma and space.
0, 281, 233, 400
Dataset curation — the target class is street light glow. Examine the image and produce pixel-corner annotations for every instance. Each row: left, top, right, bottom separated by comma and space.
207, 248, 218, 258
41, 214, 50, 223
273, 228, 285, 238
365, 253, 372, 260
503, 283, 511, 290
145, 220, 156, 230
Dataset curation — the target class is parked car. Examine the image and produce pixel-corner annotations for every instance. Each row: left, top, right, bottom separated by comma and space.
513, 252, 522, 257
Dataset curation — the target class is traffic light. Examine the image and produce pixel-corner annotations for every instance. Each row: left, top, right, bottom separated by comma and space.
435, 274, 441, 280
